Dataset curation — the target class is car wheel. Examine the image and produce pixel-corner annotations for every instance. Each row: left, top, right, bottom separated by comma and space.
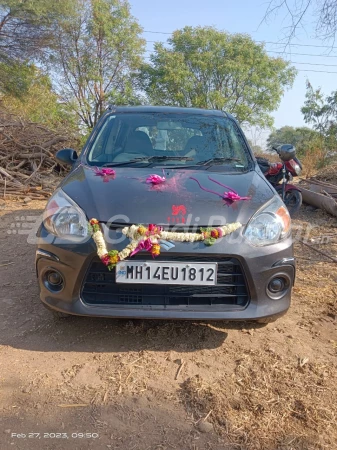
42, 303, 71, 318
284, 190, 302, 217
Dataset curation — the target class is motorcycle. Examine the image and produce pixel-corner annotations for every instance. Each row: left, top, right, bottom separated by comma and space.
256, 144, 303, 217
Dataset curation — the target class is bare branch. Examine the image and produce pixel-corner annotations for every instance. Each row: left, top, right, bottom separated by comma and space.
262, 0, 337, 44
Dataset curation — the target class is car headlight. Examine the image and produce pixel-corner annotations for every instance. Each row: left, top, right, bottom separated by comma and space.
43, 189, 88, 241
244, 196, 291, 246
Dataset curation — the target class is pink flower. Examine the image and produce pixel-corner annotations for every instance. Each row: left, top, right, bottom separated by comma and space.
130, 239, 153, 257
95, 168, 116, 177
190, 176, 250, 204
147, 224, 162, 234
223, 192, 250, 201
146, 174, 166, 185
216, 227, 223, 238
101, 255, 110, 266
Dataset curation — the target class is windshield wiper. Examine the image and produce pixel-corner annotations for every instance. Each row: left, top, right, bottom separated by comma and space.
149, 156, 194, 161
103, 156, 194, 167
102, 157, 151, 167
196, 157, 241, 167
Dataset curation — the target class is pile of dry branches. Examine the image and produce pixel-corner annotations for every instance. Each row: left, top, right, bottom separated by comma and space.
314, 162, 337, 185
0, 109, 77, 200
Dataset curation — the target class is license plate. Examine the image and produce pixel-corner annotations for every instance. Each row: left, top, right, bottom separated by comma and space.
115, 261, 217, 285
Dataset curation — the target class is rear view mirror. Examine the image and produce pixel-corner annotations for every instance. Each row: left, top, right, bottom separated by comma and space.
56, 148, 78, 166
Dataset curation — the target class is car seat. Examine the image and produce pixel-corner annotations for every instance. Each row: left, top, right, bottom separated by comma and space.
124, 131, 154, 156
184, 135, 214, 161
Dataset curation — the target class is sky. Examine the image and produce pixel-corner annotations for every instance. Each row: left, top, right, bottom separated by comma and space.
128, 0, 337, 146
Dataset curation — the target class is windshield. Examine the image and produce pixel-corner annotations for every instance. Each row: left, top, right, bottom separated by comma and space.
86, 112, 251, 170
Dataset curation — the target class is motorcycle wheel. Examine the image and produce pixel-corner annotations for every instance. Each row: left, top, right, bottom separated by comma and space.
283, 190, 302, 217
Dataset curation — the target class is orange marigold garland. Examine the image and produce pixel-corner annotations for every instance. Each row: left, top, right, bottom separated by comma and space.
89, 220, 242, 270
89, 218, 100, 232
151, 243, 161, 257
137, 225, 147, 236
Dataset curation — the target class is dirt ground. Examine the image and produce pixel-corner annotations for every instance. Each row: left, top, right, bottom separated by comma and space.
0, 199, 336, 450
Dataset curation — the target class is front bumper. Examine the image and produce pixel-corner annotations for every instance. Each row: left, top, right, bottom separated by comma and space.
36, 226, 295, 321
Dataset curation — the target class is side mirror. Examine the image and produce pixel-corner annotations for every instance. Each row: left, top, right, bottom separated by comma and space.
56, 148, 78, 166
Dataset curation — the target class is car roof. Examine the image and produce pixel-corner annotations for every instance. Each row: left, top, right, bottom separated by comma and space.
107, 105, 229, 117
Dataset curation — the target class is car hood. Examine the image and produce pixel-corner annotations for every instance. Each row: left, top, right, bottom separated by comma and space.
61, 165, 274, 226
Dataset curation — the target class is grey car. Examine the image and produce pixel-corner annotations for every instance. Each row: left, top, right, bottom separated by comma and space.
36, 106, 295, 322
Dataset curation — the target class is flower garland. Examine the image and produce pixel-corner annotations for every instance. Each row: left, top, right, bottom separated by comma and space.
89, 219, 242, 271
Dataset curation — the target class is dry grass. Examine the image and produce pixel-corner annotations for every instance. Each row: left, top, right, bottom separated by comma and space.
300, 147, 329, 179
181, 350, 337, 450
178, 210, 337, 450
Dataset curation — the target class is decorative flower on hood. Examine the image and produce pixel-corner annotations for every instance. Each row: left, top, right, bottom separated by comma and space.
94, 168, 116, 182
95, 168, 116, 177
146, 174, 166, 185
223, 191, 250, 202
190, 176, 251, 204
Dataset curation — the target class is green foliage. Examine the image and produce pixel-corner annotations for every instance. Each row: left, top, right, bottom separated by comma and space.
267, 126, 321, 157
0, 0, 74, 96
0, 0, 72, 78
301, 82, 332, 135
301, 81, 337, 153
0, 61, 34, 98
2, 0, 72, 18
1, 66, 78, 131
141, 26, 296, 127
53, 0, 145, 129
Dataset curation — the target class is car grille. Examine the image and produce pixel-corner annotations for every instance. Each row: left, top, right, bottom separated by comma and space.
81, 255, 249, 308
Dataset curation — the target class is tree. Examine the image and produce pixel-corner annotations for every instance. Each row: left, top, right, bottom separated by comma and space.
52, 0, 145, 130
301, 81, 337, 152
267, 125, 320, 156
141, 27, 296, 128
263, 1, 337, 43
0, 61, 34, 98
247, 140, 263, 154
1, 66, 77, 131
302, 82, 335, 133
0, 0, 72, 96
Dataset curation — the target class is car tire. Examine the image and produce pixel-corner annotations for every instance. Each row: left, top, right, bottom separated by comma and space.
42, 303, 71, 318
284, 190, 302, 217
